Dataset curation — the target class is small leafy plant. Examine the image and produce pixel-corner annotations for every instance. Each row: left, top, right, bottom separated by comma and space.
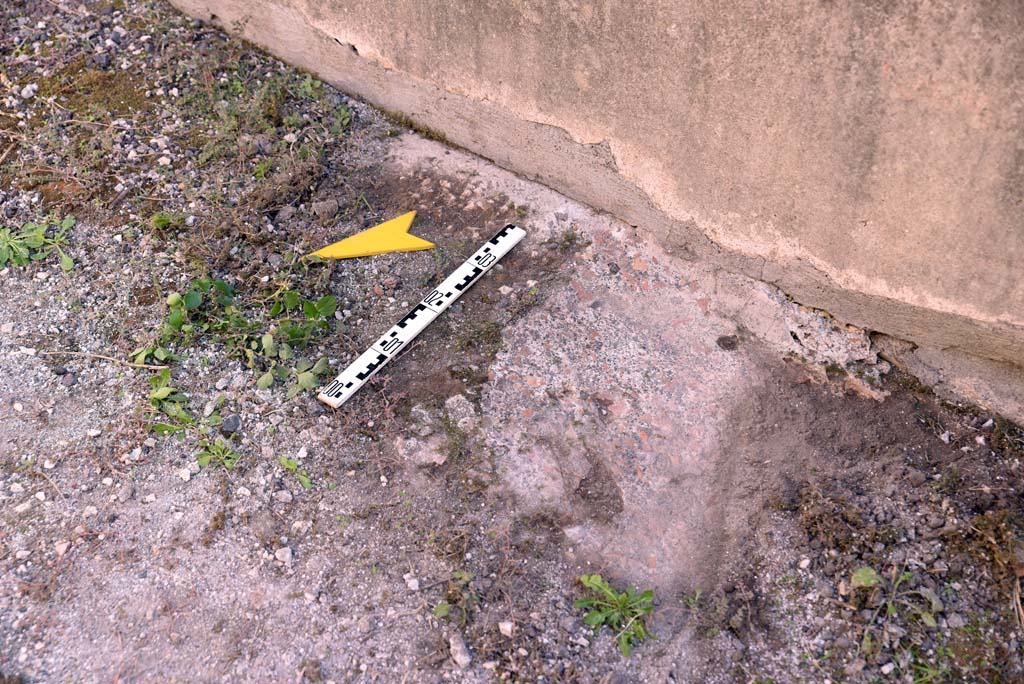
148, 368, 195, 435
575, 574, 655, 656
279, 455, 312, 489
196, 437, 241, 469
150, 211, 183, 233
850, 565, 944, 657
433, 569, 478, 625
0, 215, 75, 271
135, 283, 335, 398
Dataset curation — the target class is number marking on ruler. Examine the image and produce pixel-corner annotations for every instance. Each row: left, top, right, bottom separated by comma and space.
318, 224, 526, 408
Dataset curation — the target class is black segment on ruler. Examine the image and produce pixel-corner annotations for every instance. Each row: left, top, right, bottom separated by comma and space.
454, 266, 483, 292
488, 224, 515, 244
355, 353, 388, 380
395, 303, 429, 329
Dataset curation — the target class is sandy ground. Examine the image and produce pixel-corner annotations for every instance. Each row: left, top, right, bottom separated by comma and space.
2, 2, 1024, 683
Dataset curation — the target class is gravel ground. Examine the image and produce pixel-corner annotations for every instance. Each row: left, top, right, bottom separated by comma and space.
2, 2, 1024, 683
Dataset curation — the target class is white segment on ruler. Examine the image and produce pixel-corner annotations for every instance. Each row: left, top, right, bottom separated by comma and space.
318, 224, 526, 408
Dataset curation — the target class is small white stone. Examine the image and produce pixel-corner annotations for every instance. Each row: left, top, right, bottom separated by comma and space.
275, 547, 293, 563
15, 550, 30, 560
275, 490, 293, 503
178, 468, 190, 482
881, 663, 895, 675
403, 573, 420, 591
295, 446, 307, 460
87, 429, 102, 438
84, 506, 98, 516
42, 459, 55, 470
449, 633, 472, 669
798, 558, 811, 570
54, 540, 70, 556
13, 402, 23, 412
157, 155, 171, 166
35, 491, 45, 502
10, 483, 24, 493
498, 621, 515, 637
283, 132, 297, 143
236, 486, 252, 497
101, 477, 114, 486
14, 502, 31, 514
20, 83, 38, 99
144, 494, 156, 503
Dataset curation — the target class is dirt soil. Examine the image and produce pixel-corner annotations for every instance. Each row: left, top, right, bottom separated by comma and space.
2, 2, 1024, 683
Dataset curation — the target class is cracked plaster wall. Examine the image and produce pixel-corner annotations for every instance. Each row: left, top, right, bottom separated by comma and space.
169, 0, 1024, 418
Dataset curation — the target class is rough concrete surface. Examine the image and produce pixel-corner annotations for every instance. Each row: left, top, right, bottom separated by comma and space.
167, 0, 1024, 423
3, 3, 1024, 683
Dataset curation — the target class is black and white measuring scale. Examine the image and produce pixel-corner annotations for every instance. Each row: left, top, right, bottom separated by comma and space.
318, 223, 527, 408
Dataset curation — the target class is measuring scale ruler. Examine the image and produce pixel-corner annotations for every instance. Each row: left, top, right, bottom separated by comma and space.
318, 223, 526, 408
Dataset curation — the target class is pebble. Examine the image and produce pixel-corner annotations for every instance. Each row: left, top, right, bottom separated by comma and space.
311, 199, 338, 219
10, 483, 24, 493
798, 557, 811, 569
88, 429, 103, 438
20, 83, 38, 99
403, 573, 419, 591
274, 547, 293, 563
881, 662, 895, 675
498, 621, 515, 637
35, 491, 46, 502
178, 468, 191, 482
61, 373, 77, 387
448, 632, 472, 668
220, 413, 241, 435
274, 490, 293, 503
54, 540, 70, 556
236, 487, 252, 497
907, 469, 928, 486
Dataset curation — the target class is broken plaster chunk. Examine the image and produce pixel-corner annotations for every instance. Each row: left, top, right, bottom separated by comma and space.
395, 435, 447, 467
409, 404, 436, 437
444, 394, 478, 431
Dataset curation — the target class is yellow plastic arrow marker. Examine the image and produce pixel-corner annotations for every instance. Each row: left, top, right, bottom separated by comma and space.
308, 211, 434, 259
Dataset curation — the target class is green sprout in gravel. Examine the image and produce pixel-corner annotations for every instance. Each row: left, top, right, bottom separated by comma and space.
279, 455, 312, 489
196, 437, 241, 469
148, 367, 194, 436
575, 574, 655, 657
133, 282, 335, 396
0, 215, 75, 271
